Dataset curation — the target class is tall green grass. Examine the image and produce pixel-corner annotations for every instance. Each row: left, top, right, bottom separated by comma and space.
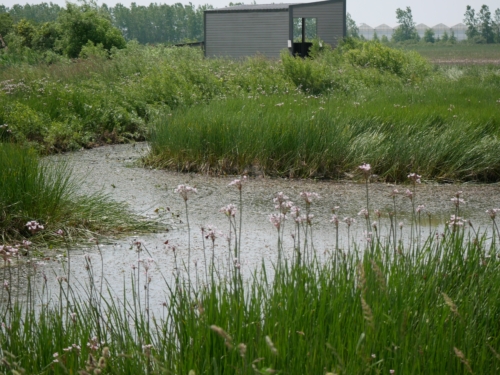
148, 73, 500, 181
0, 142, 150, 244
1, 40, 499, 180
1, 193, 500, 374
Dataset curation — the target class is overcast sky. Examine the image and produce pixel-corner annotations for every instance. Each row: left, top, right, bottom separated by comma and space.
2, 0, 497, 27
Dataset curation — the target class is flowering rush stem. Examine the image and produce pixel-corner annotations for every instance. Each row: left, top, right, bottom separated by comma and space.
174, 184, 197, 280
359, 163, 371, 232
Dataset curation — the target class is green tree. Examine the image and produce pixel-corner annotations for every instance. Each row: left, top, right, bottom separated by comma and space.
57, 2, 126, 58
392, 6, 419, 42
423, 28, 435, 43
372, 31, 379, 41
13, 18, 36, 48
494, 8, 500, 43
478, 5, 494, 43
32, 21, 61, 51
441, 31, 449, 42
8, 3, 61, 23
346, 12, 359, 38
0, 12, 13, 36
449, 30, 457, 43
464, 5, 479, 40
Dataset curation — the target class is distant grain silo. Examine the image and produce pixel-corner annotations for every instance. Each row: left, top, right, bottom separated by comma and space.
204, 0, 346, 59
450, 23, 467, 41
358, 23, 374, 40
432, 23, 450, 39
415, 23, 429, 39
374, 24, 393, 39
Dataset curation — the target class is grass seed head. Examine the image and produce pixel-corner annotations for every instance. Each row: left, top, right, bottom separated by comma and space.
442, 293, 460, 317
210, 325, 233, 349
265, 336, 278, 355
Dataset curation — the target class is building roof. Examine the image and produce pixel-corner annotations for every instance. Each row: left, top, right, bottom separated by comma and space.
206, 0, 340, 13
415, 23, 429, 30
374, 24, 394, 30
205, 3, 292, 12
432, 23, 450, 29
359, 23, 374, 30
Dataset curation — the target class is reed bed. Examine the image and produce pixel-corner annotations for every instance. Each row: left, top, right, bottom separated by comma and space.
1, 171, 500, 374
148, 73, 500, 181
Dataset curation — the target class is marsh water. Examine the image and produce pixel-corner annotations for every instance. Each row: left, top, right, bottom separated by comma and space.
5, 143, 500, 313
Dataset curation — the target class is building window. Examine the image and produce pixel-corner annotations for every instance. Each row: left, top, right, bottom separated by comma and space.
293, 18, 317, 42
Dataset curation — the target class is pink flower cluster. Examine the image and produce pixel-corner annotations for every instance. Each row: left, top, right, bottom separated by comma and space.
174, 184, 197, 201
343, 217, 356, 227
269, 213, 285, 230
359, 163, 371, 177
486, 208, 500, 219
0, 245, 19, 263
407, 173, 421, 184
300, 191, 320, 204
63, 343, 81, 353
219, 204, 237, 217
228, 176, 247, 190
26, 220, 44, 233
448, 215, 467, 228
203, 225, 223, 243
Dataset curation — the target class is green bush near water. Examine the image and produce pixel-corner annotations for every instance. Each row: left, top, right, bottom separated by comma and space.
0, 142, 150, 244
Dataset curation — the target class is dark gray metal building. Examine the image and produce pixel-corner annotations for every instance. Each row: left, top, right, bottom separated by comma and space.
204, 0, 346, 59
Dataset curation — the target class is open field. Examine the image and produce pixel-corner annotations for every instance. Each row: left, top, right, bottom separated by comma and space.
401, 43, 500, 64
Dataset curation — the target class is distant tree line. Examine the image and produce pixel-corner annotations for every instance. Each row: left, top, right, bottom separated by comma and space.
347, 4, 500, 44
0, 1, 210, 55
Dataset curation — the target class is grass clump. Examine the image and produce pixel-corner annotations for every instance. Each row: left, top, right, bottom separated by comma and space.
0, 142, 150, 245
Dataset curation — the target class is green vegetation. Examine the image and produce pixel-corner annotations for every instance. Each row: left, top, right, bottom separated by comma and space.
464, 5, 500, 44
392, 6, 419, 43
0, 2, 126, 62
1, 38, 499, 181
0, 44, 291, 152
401, 43, 500, 62
0, 1, 207, 47
0, 143, 150, 244
1, 185, 500, 374
147, 42, 500, 181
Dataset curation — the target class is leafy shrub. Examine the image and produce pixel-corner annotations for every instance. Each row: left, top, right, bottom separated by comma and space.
56, 3, 126, 58
2, 102, 48, 148
281, 39, 431, 94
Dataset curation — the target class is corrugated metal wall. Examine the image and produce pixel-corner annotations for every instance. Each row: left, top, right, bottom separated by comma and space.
205, 11, 289, 59
292, 1, 345, 47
